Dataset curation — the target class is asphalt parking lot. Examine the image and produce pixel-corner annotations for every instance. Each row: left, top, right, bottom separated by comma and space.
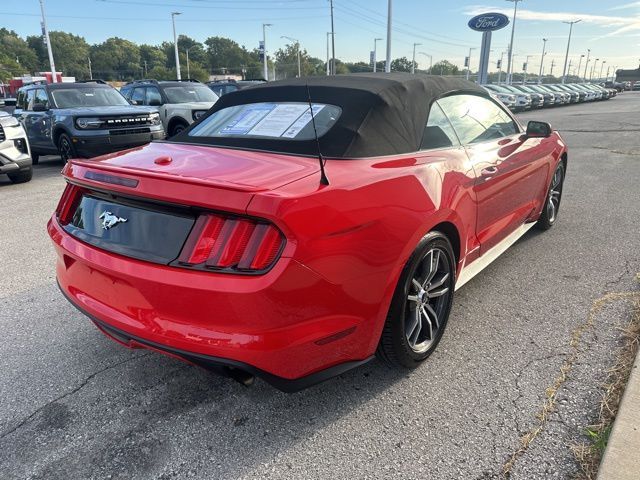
1, 94, 639, 480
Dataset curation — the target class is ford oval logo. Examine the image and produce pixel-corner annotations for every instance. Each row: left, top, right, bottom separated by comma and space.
468, 13, 510, 32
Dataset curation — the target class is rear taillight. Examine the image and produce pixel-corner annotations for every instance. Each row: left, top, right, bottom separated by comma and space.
56, 184, 85, 225
177, 213, 284, 273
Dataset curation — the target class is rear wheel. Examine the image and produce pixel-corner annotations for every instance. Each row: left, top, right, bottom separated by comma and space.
57, 133, 76, 164
8, 167, 32, 184
377, 231, 455, 368
536, 162, 565, 231
169, 122, 188, 138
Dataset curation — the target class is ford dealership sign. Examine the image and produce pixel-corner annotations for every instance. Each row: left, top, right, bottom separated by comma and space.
468, 13, 510, 32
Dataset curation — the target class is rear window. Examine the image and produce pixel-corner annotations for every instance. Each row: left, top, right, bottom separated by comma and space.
188, 102, 341, 141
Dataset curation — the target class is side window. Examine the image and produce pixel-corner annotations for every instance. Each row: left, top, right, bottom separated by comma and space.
16, 90, 26, 109
436, 94, 519, 145
145, 87, 162, 105
25, 90, 36, 111
34, 89, 49, 109
421, 102, 460, 150
131, 87, 146, 105
120, 86, 132, 100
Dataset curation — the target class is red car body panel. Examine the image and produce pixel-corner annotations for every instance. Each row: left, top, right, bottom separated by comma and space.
49, 89, 567, 390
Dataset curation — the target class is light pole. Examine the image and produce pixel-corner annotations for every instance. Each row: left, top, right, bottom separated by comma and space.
576, 54, 584, 82
590, 58, 599, 81
411, 43, 421, 74
538, 38, 547, 84
606, 65, 611, 81
599, 60, 606, 81
88, 56, 92, 79
523, 55, 531, 84
39, 0, 57, 82
281, 36, 301, 77
419, 52, 433, 74
185, 45, 196, 79
505, 0, 523, 85
498, 51, 505, 84
561, 19, 581, 83
466, 47, 476, 81
329, 0, 336, 75
583, 49, 590, 82
262, 23, 272, 81
373, 38, 382, 72
171, 12, 182, 80
385, 0, 392, 72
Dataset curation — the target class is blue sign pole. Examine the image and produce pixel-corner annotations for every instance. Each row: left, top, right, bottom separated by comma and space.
467, 13, 509, 85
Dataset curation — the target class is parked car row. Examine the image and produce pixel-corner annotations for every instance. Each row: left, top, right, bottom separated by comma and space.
483, 82, 618, 111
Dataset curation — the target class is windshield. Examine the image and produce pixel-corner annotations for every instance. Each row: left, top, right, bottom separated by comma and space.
51, 87, 130, 108
188, 102, 341, 141
163, 85, 218, 103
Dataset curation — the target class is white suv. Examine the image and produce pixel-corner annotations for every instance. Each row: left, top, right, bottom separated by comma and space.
0, 111, 32, 183
120, 80, 218, 138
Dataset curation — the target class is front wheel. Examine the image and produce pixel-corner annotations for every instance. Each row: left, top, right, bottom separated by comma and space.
57, 133, 77, 164
169, 122, 188, 138
536, 162, 565, 231
377, 231, 456, 368
8, 167, 33, 184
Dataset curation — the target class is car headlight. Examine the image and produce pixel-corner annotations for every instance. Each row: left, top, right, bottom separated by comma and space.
0, 115, 20, 128
192, 110, 207, 121
149, 112, 161, 125
75, 117, 102, 129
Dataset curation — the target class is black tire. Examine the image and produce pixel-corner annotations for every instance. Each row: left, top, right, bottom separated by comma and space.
57, 133, 76, 164
31, 152, 39, 165
536, 162, 565, 231
377, 231, 456, 368
8, 167, 33, 184
169, 122, 188, 138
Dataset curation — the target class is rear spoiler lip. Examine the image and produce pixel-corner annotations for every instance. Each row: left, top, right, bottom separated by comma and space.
68, 158, 270, 193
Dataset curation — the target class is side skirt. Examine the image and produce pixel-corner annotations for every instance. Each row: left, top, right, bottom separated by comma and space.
455, 222, 536, 291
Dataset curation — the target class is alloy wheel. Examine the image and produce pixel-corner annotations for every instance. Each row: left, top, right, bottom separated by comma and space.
547, 166, 563, 223
59, 137, 72, 163
405, 248, 453, 354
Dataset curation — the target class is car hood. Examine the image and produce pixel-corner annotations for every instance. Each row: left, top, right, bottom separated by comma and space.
72, 141, 320, 192
59, 105, 159, 116
166, 101, 215, 110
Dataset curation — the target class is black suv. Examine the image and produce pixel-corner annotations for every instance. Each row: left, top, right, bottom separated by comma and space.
13, 80, 164, 163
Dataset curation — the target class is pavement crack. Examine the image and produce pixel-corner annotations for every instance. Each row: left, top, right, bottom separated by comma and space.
501, 290, 640, 478
0, 352, 152, 440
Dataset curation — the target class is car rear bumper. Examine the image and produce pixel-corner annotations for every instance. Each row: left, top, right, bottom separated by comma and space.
48, 215, 372, 387
72, 129, 165, 157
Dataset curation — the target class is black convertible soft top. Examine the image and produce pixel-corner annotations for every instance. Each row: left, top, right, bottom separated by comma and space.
174, 73, 487, 158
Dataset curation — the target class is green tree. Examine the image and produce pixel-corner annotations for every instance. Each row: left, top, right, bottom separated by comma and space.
274, 43, 323, 78
139, 44, 167, 76
204, 36, 258, 76
431, 60, 460, 76
390, 57, 415, 73
90, 37, 141, 81
27, 31, 90, 79
0, 28, 40, 75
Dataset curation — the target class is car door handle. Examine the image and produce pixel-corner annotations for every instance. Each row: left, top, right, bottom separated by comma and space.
480, 166, 498, 177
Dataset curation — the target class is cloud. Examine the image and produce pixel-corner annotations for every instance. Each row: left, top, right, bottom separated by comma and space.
464, 5, 640, 38
610, 2, 640, 10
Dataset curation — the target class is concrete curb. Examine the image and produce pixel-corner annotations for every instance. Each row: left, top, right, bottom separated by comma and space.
597, 347, 640, 480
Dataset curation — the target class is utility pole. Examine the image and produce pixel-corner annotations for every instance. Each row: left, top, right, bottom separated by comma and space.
262, 23, 272, 81
465, 47, 476, 81
281, 36, 301, 77
550, 59, 555, 77
561, 19, 581, 83
326, 32, 331, 75
39, 0, 57, 83
171, 12, 182, 80
88, 56, 92, 79
606, 65, 611, 81
567, 58, 572, 79
538, 38, 547, 84
420, 52, 432, 74
373, 37, 382, 72
576, 54, 584, 83
505, 0, 522, 85
411, 43, 421, 74
498, 51, 504, 84
583, 49, 590, 82
185, 46, 195, 79
590, 58, 599, 80
599, 60, 606, 81
330, 0, 336, 75
385, 0, 392, 72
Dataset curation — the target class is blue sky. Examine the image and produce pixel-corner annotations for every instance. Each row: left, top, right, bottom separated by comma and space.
2, 0, 639, 74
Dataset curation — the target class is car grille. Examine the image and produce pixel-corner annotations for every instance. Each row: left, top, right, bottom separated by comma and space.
0, 124, 5, 142
109, 127, 151, 136
97, 115, 155, 129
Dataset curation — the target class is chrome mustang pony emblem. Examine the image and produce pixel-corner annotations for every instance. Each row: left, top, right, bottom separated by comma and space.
99, 211, 128, 230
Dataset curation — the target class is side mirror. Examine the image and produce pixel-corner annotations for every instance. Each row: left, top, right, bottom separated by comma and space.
526, 120, 552, 138
130, 99, 142, 106
32, 103, 48, 112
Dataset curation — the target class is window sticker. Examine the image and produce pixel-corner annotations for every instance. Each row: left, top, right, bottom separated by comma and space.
220, 103, 275, 135
247, 104, 311, 137
281, 105, 326, 138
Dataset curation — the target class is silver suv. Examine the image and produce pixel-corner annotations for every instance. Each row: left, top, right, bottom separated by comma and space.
0, 111, 32, 183
120, 79, 218, 137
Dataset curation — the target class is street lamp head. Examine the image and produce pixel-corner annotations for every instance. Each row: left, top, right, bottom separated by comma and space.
171, 11, 181, 16
264, 23, 273, 27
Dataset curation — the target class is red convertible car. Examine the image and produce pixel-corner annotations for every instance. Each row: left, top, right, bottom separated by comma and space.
49, 74, 567, 391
